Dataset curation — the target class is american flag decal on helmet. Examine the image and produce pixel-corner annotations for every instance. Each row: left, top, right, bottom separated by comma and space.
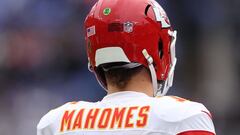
87, 26, 96, 37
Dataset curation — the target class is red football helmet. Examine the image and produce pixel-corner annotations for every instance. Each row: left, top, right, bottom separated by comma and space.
84, 0, 177, 96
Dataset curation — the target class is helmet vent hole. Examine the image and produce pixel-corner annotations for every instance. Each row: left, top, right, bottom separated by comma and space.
159, 40, 163, 59
145, 4, 151, 16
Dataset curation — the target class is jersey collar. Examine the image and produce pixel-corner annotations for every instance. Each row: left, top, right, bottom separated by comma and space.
102, 91, 149, 101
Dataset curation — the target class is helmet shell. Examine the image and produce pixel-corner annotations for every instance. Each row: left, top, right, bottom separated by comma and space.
85, 0, 173, 88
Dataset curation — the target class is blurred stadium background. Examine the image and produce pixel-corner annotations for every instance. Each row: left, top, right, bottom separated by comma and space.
0, 0, 239, 134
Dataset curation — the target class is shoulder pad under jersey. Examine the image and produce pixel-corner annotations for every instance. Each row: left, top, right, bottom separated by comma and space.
152, 96, 212, 122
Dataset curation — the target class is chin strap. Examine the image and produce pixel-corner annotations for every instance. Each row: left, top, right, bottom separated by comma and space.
142, 30, 177, 97
142, 49, 158, 96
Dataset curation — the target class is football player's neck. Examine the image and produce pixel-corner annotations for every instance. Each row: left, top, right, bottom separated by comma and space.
107, 69, 154, 97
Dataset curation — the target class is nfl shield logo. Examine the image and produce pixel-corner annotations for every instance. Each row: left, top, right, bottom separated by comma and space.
124, 22, 134, 33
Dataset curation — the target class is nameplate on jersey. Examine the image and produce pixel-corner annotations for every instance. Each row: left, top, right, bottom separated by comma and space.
60, 106, 150, 132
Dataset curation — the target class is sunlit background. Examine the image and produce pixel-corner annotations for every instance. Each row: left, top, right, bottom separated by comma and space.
0, 0, 239, 135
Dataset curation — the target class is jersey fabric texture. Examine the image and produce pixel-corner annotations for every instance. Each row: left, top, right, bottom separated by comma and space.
37, 91, 215, 135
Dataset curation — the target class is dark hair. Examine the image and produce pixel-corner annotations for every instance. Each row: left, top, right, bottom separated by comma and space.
104, 64, 144, 89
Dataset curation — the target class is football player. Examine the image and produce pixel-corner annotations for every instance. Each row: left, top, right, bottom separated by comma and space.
37, 0, 216, 135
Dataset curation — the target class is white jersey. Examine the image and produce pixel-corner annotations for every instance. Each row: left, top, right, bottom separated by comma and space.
37, 91, 215, 135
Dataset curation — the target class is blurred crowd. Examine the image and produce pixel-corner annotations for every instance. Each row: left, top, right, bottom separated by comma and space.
0, 0, 239, 135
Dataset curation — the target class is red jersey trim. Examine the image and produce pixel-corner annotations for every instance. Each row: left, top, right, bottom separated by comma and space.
177, 130, 215, 135
201, 110, 213, 119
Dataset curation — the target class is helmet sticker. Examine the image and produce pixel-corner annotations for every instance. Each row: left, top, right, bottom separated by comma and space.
123, 22, 134, 33
151, 1, 170, 28
103, 8, 111, 16
87, 26, 96, 37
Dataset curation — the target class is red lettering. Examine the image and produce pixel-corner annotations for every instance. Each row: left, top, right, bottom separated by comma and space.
98, 108, 112, 128
137, 106, 150, 127
60, 110, 75, 132
110, 107, 126, 128
125, 106, 138, 128
84, 108, 100, 129
72, 109, 85, 130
